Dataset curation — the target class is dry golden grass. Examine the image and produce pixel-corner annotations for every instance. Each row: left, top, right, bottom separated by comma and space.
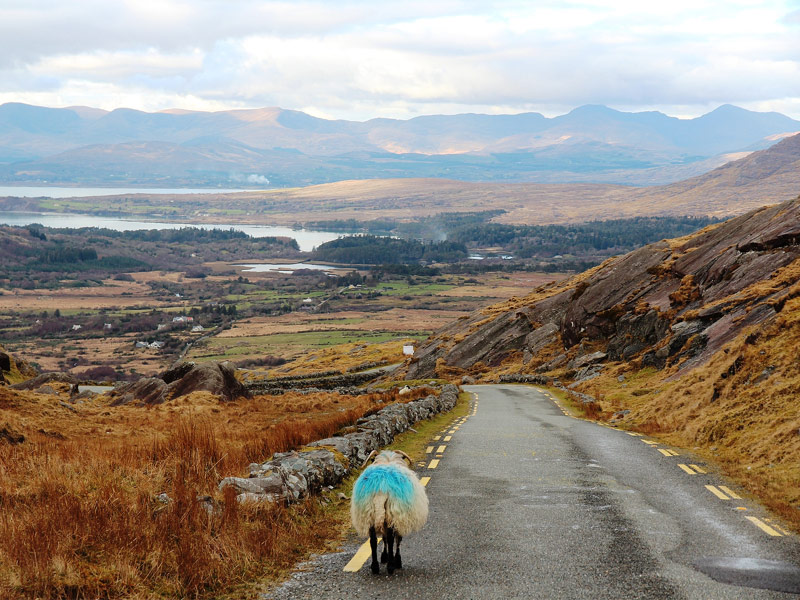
0, 385, 431, 599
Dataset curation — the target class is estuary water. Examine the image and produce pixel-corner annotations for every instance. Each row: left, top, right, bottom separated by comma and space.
0, 212, 344, 252
0, 186, 255, 198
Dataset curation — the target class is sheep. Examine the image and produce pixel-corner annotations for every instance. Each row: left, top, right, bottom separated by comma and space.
350, 449, 429, 574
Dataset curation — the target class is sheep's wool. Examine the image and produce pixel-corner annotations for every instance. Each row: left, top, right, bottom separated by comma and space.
351, 461, 429, 537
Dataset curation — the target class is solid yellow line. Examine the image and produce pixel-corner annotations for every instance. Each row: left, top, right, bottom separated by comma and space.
343, 537, 381, 572
437, 445, 446, 453
420, 476, 430, 487
705, 485, 730, 500
718, 485, 741, 499
678, 464, 697, 474
444, 435, 452, 442
428, 459, 440, 469
425, 446, 434, 454
690, 464, 707, 474
746, 516, 783, 536
658, 449, 672, 457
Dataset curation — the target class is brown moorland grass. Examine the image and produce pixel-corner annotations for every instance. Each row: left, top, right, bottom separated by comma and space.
0, 385, 435, 599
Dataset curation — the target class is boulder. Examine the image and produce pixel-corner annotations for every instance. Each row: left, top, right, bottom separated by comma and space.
0, 351, 11, 372
11, 372, 78, 391
166, 362, 251, 402
568, 351, 607, 370
109, 378, 167, 406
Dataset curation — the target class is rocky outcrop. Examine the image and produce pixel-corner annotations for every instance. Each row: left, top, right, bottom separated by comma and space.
408, 196, 800, 380
110, 361, 250, 405
219, 385, 460, 504
11, 372, 78, 390
246, 370, 382, 393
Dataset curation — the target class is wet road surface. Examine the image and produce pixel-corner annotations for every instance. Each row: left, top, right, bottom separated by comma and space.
265, 384, 800, 599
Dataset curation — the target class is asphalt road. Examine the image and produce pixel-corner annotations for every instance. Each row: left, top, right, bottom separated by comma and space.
265, 384, 800, 599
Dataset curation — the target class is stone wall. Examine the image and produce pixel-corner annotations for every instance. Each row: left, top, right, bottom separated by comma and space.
219, 384, 460, 504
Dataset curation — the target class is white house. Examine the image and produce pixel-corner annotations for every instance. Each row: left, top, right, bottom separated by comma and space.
403, 345, 415, 356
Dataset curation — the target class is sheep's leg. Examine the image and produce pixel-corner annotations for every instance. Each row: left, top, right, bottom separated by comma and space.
369, 526, 380, 574
385, 526, 396, 574
394, 535, 403, 570
380, 538, 389, 564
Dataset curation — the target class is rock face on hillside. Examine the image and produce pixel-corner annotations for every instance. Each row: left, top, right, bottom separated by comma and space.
109, 361, 251, 405
408, 196, 800, 379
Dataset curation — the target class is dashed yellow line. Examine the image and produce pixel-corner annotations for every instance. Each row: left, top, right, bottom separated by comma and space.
444, 435, 452, 442
428, 459, 440, 469
658, 449, 672, 457
690, 464, 707, 474
420, 476, 430, 487
718, 485, 741, 499
436, 445, 446, 453
425, 446, 434, 454
433, 435, 441, 441
343, 538, 381, 572
705, 485, 731, 500
641, 440, 658, 445
746, 516, 783, 536
678, 463, 699, 475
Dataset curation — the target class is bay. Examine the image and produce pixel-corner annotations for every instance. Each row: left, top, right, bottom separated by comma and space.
0, 186, 254, 198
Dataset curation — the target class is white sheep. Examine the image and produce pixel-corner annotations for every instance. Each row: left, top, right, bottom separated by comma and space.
350, 449, 429, 574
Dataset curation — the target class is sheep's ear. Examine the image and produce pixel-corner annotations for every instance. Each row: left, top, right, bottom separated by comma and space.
395, 450, 414, 466
360, 450, 377, 469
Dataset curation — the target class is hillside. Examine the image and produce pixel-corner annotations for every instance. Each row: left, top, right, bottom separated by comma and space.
406, 195, 800, 523
0, 102, 798, 186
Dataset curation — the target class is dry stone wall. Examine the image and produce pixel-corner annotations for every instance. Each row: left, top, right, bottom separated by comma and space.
219, 384, 460, 504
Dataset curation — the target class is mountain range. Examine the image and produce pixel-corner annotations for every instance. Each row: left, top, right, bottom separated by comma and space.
0, 102, 798, 187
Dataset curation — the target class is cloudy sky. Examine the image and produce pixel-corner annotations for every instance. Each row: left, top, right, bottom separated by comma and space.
2, 0, 799, 121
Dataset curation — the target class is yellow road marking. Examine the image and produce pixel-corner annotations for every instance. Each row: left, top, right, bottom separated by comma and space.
626, 432, 643, 437
658, 449, 672, 457
448, 430, 456, 434
668, 450, 679, 456
690, 464, 707, 474
428, 459, 440, 469
420, 476, 430, 487
444, 435, 452, 442
343, 537, 381, 572
718, 486, 741, 499
433, 435, 441, 441
641, 440, 658, 445
425, 446, 434, 454
736, 506, 748, 511
678, 463, 698, 474
746, 516, 783, 536
770, 523, 792, 536
437, 445, 446, 453
705, 485, 730, 500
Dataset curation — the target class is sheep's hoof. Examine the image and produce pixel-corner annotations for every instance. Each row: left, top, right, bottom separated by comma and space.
371, 562, 380, 575
395, 557, 403, 569
380, 549, 388, 564
387, 564, 395, 575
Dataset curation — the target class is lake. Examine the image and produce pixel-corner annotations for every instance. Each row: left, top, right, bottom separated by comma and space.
237, 263, 344, 273
0, 212, 345, 252
0, 186, 256, 198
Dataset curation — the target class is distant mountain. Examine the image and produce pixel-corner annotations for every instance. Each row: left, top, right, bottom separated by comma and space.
0, 102, 798, 187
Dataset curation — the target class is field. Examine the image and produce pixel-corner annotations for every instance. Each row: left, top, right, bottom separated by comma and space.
1, 260, 562, 379
0, 381, 444, 599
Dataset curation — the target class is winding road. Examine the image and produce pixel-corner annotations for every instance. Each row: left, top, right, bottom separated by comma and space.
266, 384, 800, 599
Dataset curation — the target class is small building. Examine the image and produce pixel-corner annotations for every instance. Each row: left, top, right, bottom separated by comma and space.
135, 341, 149, 348
71, 324, 82, 331
150, 341, 165, 349
172, 316, 194, 324
103, 323, 113, 330
302, 297, 314, 304
403, 345, 415, 356
191, 325, 204, 332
